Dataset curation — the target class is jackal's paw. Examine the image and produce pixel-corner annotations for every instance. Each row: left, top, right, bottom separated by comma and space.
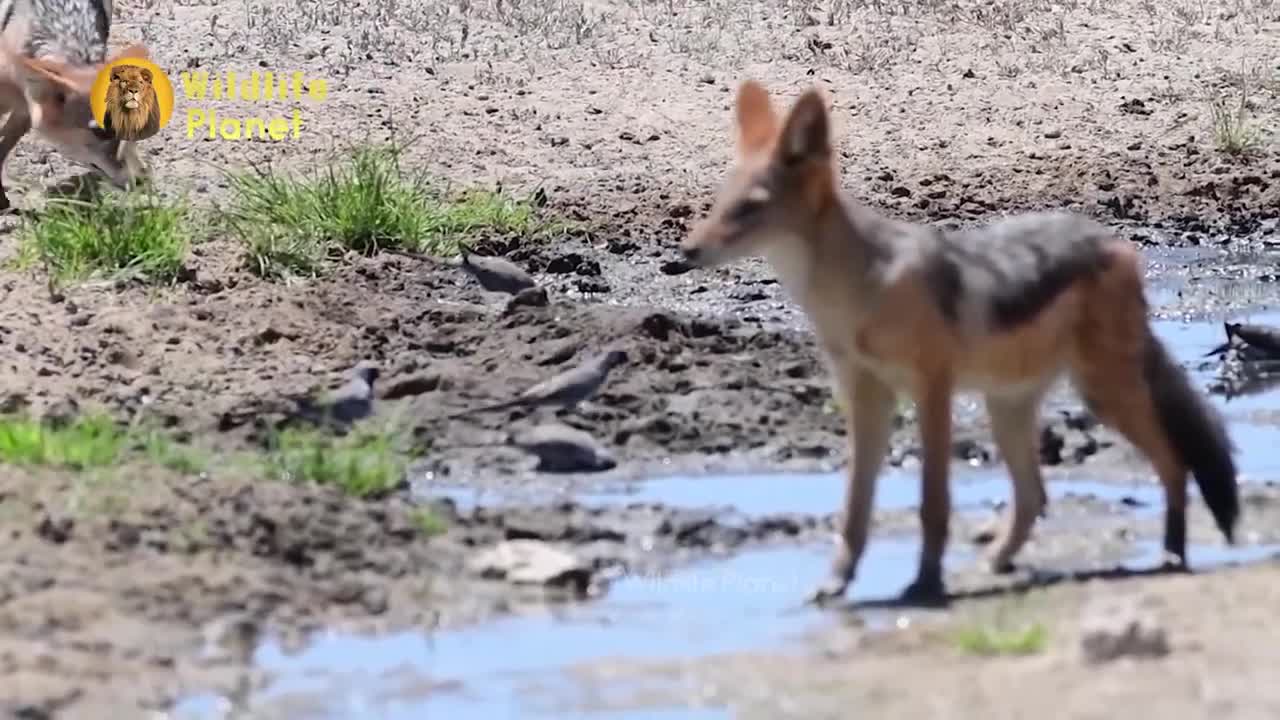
806, 576, 851, 607
899, 575, 947, 607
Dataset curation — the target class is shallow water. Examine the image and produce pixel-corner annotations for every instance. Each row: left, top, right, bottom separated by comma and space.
173, 299, 1280, 720
1152, 311, 1280, 481
172, 537, 965, 719
432, 467, 1165, 518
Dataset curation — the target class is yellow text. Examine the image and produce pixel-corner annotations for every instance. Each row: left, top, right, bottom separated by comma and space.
179, 71, 327, 102
186, 108, 304, 141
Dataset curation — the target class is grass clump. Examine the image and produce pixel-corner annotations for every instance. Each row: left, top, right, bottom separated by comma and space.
0, 413, 127, 470
0, 413, 211, 477
1211, 92, 1264, 157
944, 593, 1050, 657
259, 426, 409, 498
951, 617, 1048, 657
1209, 67, 1267, 158
16, 192, 191, 286
410, 507, 449, 537
227, 143, 545, 280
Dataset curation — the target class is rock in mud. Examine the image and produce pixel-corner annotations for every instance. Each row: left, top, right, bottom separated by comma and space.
381, 372, 441, 400
469, 539, 593, 593
510, 423, 617, 473
1078, 594, 1170, 664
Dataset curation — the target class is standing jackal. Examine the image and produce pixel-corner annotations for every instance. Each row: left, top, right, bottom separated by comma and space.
0, 0, 149, 210
680, 80, 1239, 605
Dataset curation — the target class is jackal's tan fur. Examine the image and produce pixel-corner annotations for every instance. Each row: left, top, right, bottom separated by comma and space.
681, 80, 1240, 605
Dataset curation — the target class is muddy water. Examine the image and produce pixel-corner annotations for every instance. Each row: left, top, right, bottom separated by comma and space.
171, 295, 1280, 719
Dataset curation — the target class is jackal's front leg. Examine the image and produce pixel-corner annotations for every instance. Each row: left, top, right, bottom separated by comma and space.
808, 368, 895, 605
0, 110, 31, 213
984, 392, 1047, 573
901, 373, 954, 605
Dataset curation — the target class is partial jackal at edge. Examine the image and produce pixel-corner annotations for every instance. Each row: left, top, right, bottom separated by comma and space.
680, 79, 1239, 606
0, 0, 150, 210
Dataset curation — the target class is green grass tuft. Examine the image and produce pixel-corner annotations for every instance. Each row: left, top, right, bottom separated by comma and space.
410, 507, 449, 537
17, 192, 191, 286
226, 144, 545, 279
259, 426, 409, 498
951, 620, 1048, 656
0, 414, 127, 470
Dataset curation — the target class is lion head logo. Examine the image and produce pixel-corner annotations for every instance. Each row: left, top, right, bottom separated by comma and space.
103, 63, 161, 142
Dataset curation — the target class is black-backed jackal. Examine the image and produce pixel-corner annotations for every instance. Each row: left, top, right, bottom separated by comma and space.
680, 80, 1239, 605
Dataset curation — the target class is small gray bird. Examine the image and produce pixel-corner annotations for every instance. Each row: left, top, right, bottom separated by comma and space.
452, 349, 628, 418
329, 361, 380, 423
298, 361, 380, 429
458, 242, 537, 295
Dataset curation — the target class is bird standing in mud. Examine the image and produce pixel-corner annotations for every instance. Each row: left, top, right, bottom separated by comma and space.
380, 244, 537, 295
450, 349, 629, 418
295, 361, 380, 431
458, 242, 537, 295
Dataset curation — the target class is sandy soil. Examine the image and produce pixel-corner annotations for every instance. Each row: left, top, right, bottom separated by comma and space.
1, 0, 1280, 715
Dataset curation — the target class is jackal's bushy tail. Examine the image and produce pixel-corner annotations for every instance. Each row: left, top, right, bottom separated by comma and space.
1143, 329, 1239, 542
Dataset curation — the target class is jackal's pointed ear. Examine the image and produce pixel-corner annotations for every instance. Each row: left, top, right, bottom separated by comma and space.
777, 87, 831, 166
12, 53, 97, 94
109, 44, 151, 63
734, 80, 777, 154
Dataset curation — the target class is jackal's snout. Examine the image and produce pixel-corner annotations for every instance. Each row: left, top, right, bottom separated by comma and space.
680, 212, 736, 267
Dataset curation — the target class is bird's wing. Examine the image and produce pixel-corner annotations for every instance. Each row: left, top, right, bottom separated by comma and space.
519, 373, 568, 401
1234, 324, 1280, 354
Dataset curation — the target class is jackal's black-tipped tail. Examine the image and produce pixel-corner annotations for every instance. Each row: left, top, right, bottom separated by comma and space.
1144, 330, 1239, 542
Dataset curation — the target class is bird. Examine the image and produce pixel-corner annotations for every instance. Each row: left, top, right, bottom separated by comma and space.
294, 361, 380, 430
450, 349, 629, 418
379, 244, 536, 295
457, 242, 537, 295
1205, 322, 1280, 360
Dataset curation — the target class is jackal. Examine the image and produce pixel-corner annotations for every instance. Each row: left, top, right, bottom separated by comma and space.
0, 0, 148, 210
680, 80, 1239, 605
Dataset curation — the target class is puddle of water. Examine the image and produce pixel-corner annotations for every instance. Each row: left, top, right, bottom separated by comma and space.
173, 526, 1280, 720
1154, 311, 1280, 481
430, 468, 1165, 517
173, 538, 966, 720
574, 471, 1163, 517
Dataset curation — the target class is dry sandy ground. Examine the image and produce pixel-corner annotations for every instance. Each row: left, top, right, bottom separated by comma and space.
0, 0, 1279, 715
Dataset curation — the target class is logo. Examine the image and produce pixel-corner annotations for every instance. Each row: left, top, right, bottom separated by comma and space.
89, 57, 175, 142
178, 70, 328, 142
